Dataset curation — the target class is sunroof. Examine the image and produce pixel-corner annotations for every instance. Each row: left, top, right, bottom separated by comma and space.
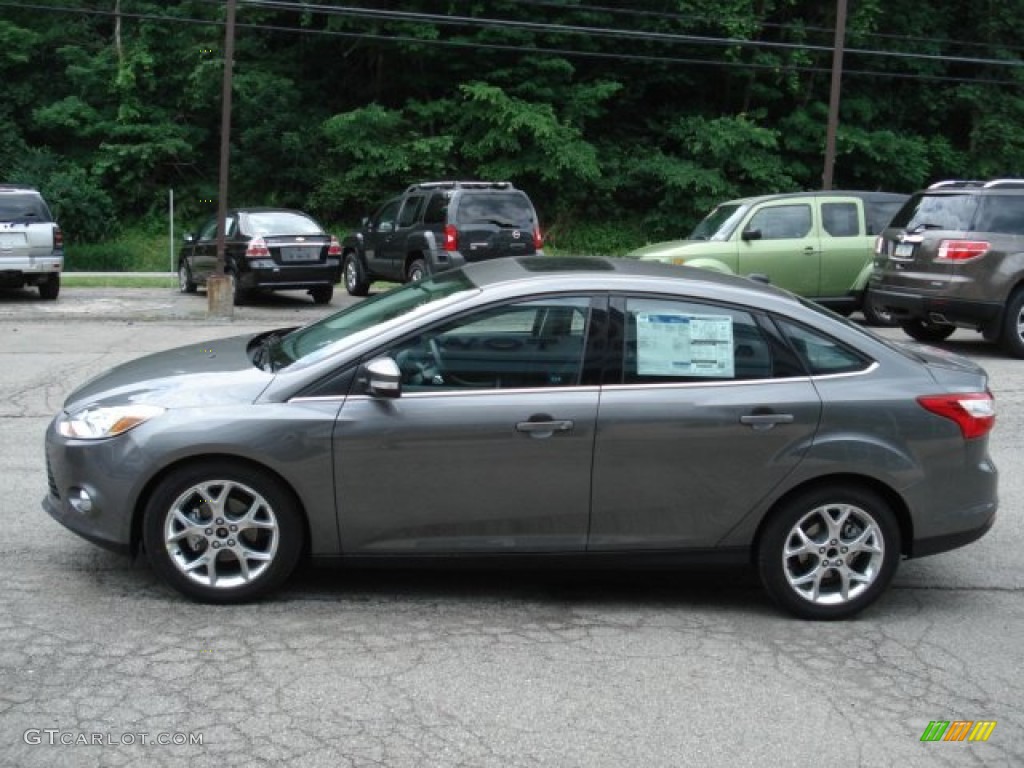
518, 256, 615, 272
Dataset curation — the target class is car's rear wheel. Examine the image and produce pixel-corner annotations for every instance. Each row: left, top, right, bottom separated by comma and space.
899, 318, 955, 343
406, 258, 427, 284
142, 461, 304, 603
178, 262, 197, 294
343, 253, 370, 296
861, 292, 895, 327
999, 289, 1024, 358
38, 273, 60, 300
309, 285, 333, 305
757, 485, 900, 620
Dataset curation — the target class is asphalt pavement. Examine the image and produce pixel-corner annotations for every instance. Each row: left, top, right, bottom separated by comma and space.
0, 284, 1021, 767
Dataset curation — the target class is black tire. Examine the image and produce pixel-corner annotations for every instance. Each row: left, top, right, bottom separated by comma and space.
142, 461, 304, 603
406, 258, 427, 284
310, 285, 333, 305
898, 318, 955, 343
999, 289, 1024, 358
861, 292, 895, 327
343, 253, 370, 297
38, 273, 60, 300
178, 261, 197, 294
231, 274, 251, 306
757, 485, 900, 620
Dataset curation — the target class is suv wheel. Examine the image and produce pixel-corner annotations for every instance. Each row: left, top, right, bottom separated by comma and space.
1000, 288, 1024, 358
861, 292, 895, 327
406, 258, 427, 283
178, 262, 197, 294
343, 253, 370, 296
899, 319, 955, 343
38, 273, 60, 300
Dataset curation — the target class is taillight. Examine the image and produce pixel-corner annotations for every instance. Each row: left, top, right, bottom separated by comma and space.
533, 227, 543, 249
935, 240, 989, 262
53, 225, 64, 249
245, 236, 270, 258
444, 224, 458, 252
917, 392, 996, 439
328, 235, 341, 256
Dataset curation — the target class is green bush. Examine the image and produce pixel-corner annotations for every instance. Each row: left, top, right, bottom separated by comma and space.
66, 224, 174, 272
543, 220, 648, 257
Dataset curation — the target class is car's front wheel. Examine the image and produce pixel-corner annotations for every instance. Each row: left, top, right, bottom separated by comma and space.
178, 261, 197, 294
899, 318, 955, 343
757, 485, 900, 620
343, 253, 370, 296
142, 461, 304, 603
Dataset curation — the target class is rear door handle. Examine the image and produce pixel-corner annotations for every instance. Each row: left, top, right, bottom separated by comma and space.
740, 413, 794, 431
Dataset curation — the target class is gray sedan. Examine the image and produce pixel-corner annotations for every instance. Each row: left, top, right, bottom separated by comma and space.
43, 257, 998, 619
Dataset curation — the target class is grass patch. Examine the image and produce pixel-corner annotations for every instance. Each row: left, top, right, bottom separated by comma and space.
62, 274, 177, 289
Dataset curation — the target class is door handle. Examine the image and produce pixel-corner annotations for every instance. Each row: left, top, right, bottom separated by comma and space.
740, 413, 794, 431
516, 418, 574, 437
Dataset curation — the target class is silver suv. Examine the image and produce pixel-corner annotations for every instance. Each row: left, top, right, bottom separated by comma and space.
869, 179, 1024, 357
0, 185, 64, 300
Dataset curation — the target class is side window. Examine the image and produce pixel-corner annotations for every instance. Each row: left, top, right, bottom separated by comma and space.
974, 196, 1024, 235
777, 320, 871, 375
373, 200, 401, 233
622, 297, 773, 383
821, 202, 860, 237
423, 192, 450, 225
397, 195, 425, 228
379, 297, 591, 391
747, 205, 812, 240
199, 218, 219, 240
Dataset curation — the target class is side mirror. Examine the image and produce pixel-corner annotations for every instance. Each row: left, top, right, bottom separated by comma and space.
183, 233, 195, 243
741, 228, 762, 242
365, 357, 402, 398
378, 221, 394, 234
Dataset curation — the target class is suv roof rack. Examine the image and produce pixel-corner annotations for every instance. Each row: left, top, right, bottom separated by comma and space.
407, 181, 513, 193
983, 179, 1024, 189
927, 180, 986, 189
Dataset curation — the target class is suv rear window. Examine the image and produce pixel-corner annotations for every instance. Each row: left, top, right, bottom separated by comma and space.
455, 193, 535, 226
0, 193, 51, 222
890, 193, 979, 231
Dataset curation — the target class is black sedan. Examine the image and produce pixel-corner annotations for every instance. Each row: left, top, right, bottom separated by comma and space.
178, 207, 342, 305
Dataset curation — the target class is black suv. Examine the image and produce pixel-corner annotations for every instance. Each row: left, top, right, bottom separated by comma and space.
869, 179, 1024, 357
340, 181, 543, 296
0, 185, 63, 299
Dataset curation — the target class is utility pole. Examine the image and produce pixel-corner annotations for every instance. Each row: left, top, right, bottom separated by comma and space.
208, 0, 237, 317
822, 0, 847, 190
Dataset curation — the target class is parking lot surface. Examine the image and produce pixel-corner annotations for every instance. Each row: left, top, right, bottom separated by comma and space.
1, 285, 1022, 767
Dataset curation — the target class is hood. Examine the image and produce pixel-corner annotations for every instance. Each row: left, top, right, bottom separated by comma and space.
64, 333, 273, 411
630, 239, 714, 260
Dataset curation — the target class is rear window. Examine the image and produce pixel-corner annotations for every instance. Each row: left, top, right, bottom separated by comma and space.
890, 193, 978, 231
455, 193, 536, 226
244, 211, 323, 237
0, 193, 51, 222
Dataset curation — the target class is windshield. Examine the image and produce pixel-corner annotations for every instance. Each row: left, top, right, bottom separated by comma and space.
688, 204, 747, 241
267, 271, 479, 370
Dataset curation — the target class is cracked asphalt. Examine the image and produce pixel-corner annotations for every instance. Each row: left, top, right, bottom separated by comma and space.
1, 285, 1021, 767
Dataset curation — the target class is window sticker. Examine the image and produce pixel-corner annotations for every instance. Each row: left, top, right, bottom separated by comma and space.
636, 313, 734, 377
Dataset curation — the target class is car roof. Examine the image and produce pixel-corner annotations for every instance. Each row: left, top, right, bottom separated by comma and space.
719, 190, 908, 207
462, 255, 802, 304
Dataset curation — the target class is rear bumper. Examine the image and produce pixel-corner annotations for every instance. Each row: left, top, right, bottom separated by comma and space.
869, 287, 1002, 327
239, 260, 341, 290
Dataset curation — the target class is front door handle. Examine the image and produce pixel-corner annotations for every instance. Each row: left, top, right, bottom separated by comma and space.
740, 413, 794, 431
516, 417, 574, 438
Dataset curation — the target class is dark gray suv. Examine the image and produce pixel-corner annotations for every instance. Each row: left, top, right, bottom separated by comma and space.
869, 179, 1024, 357
340, 181, 543, 295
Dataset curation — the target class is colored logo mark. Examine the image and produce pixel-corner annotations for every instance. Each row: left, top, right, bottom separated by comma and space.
920, 720, 996, 742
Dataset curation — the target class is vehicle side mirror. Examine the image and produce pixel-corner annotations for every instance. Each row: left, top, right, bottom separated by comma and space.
378, 221, 394, 234
365, 357, 402, 398
741, 228, 762, 241
183, 233, 195, 243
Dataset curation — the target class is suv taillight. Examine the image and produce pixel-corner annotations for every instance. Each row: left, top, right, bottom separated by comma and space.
936, 240, 990, 262
917, 392, 996, 439
328, 235, 341, 256
444, 224, 458, 252
53, 225, 63, 249
245, 236, 270, 258
533, 227, 543, 249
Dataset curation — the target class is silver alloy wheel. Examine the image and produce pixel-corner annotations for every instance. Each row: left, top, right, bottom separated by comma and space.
178, 263, 190, 293
781, 502, 885, 605
344, 259, 358, 292
163, 479, 280, 589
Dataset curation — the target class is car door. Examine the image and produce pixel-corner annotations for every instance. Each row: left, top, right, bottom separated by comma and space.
364, 199, 402, 279
818, 198, 868, 299
382, 194, 426, 276
589, 295, 821, 550
333, 295, 602, 554
189, 216, 224, 283
735, 201, 821, 296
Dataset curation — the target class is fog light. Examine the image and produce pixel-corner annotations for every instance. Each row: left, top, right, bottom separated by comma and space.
68, 487, 94, 515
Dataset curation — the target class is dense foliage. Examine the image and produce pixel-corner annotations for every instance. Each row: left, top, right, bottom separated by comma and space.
2, 0, 1023, 254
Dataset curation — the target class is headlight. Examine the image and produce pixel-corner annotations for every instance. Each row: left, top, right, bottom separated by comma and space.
58, 404, 165, 439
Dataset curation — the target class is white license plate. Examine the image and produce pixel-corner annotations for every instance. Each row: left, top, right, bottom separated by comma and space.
894, 242, 915, 258
280, 246, 320, 262
0, 232, 26, 247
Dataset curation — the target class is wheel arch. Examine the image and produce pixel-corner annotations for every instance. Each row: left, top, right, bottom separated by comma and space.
130, 453, 312, 558
749, 473, 913, 565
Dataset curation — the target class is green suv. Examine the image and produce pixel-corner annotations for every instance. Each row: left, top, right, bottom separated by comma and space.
631, 191, 907, 325
869, 179, 1024, 357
